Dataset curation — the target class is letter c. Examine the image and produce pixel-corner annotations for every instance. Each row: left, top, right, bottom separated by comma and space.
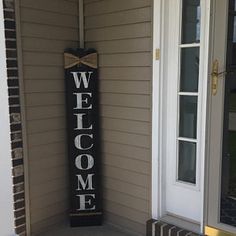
74, 134, 93, 150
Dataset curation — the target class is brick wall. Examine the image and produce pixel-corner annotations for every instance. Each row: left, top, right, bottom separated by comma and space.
3, 0, 26, 235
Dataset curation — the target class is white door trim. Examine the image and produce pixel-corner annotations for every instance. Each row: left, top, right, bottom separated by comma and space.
197, 0, 212, 231
151, 0, 164, 220
0, 0, 16, 234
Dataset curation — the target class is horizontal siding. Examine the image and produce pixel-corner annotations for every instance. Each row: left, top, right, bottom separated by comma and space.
25, 93, 65, 107
22, 38, 78, 53
28, 142, 66, 160
84, 1, 152, 235
30, 178, 68, 199
26, 118, 66, 134
31, 213, 67, 236
101, 118, 150, 135
26, 105, 66, 121
21, 23, 79, 41
85, 7, 151, 29
103, 153, 149, 175
105, 200, 148, 225
104, 189, 149, 213
84, 0, 151, 16
102, 141, 150, 162
20, 8, 78, 28
20, 0, 78, 15
105, 211, 146, 236
85, 23, 151, 42
103, 165, 149, 188
19, 0, 79, 234
104, 178, 149, 201
29, 153, 67, 170
102, 130, 150, 148
27, 130, 66, 147
30, 191, 68, 212
101, 106, 150, 121
86, 38, 151, 54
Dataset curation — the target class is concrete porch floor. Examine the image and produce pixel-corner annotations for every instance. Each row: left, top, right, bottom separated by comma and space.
40, 224, 134, 236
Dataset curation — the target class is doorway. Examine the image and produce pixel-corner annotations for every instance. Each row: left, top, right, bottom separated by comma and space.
206, 0, 236, 234
152, 0, 236, 234
154, 1, 210, 233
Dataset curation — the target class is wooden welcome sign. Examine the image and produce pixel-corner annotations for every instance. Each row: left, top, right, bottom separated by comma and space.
64, 48, 102, 226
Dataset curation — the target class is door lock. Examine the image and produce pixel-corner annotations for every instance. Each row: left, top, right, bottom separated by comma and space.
211, 59, 226, 96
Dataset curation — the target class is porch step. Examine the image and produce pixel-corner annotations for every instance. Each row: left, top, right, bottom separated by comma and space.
146, 219, 204, 236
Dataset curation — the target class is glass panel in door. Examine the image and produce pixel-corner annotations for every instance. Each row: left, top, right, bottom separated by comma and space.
220, 0, 236, 227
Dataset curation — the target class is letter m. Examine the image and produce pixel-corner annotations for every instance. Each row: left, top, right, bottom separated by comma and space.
71, 72, 93, 89
76, 174, 94, 190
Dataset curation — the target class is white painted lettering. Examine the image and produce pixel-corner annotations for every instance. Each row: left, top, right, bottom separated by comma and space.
71, 72, 93, 89
74, 113, 93, 130
77, 194, 96, 211
75, 154, 94, 170
73, 93, 92, 110
74, 134, 93, 150
76, 174, 94, 190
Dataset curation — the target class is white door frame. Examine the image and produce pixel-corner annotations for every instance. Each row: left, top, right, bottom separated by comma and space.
0, 0, 16, 234
151, 0, 163, 220
152, 0, 211, 232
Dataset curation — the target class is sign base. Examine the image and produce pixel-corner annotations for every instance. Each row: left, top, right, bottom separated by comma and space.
70, 212, 103, 227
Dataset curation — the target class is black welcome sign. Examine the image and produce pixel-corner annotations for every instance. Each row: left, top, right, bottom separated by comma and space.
64, 48, 102, 227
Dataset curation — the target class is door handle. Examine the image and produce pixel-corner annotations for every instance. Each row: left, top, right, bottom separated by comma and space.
211, 59, 226, 96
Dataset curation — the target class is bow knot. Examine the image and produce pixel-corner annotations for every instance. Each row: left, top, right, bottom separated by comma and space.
64, 52, 97, 69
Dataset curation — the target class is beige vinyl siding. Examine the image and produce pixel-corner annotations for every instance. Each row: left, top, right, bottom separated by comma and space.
84, 0, 152, 235
19, 0, 79, 234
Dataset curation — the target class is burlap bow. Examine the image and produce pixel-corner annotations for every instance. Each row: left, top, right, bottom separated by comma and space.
64, 52, 98, 69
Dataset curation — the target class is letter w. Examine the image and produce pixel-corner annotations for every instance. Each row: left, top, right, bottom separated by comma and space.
71, 72, 93, 89
76, 174, 94, 190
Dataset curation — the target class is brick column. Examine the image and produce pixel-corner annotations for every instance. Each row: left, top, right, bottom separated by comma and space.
3, 0, 26, 235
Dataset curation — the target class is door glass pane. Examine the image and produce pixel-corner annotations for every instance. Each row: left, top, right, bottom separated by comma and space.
179, 96, 198, 139
233, 16, 236, 43
231, 16, 236, 65
178, 141, 196, 184
220, 84, 236, 227
180, 47, 200, 92
182, 0, 201, 44
220, 2, 236, 226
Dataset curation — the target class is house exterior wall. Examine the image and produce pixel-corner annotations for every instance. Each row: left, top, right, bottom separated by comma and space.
18, 0, 80, 234
18, 0, 152, 235
84, 0, 152, 235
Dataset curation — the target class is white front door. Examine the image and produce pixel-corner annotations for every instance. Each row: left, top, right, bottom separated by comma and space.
159, 0, 210, 227
207, 0, 236, 234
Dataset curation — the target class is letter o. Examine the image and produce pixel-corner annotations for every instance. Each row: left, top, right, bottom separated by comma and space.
75, 154, 94, 170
